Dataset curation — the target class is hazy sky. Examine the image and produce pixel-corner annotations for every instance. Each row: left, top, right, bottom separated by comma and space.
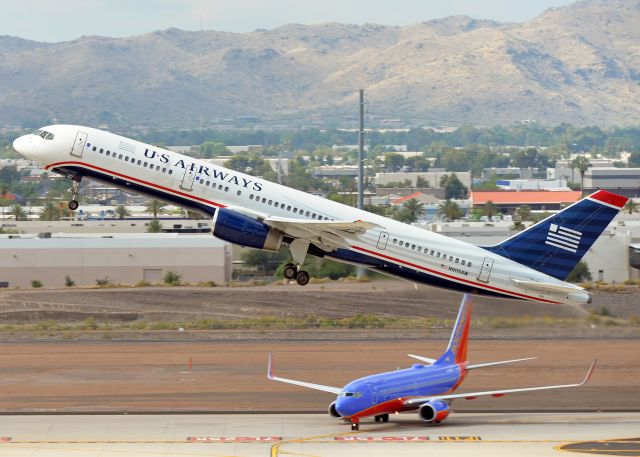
2, 0, 576, 43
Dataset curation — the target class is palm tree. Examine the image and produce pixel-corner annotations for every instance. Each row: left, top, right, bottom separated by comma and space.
147, 219, 163, 233
0, 183, 9, 221
571, 156, 591, 197
437, 199, 464, 222
8, 204, 28, 221
115, 205, 131, 220
145, 200, 167, 219
402, 198, 426, 222
482, 200, 499, 220
516, 204, 531, 222
40, 201, 60, 221
625, 199, 638, 214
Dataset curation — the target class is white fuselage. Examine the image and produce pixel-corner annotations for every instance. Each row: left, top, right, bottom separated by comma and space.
13, 125, 590, 305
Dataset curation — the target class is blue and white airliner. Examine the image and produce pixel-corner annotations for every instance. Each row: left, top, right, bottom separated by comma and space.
13, 125, 628, 304
268, 294, 596, 430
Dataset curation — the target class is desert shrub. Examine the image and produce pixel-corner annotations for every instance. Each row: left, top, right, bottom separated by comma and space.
163, 270, 182, 286
30, 280, 43, 288
134, 280, 151, 287
95, 277, 112, 286
64, 275, 75, 287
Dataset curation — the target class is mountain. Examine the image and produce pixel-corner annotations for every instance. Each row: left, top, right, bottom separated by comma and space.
2, 0, 640, 129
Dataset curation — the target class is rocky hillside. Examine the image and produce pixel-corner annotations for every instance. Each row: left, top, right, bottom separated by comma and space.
2, 0, 640, 129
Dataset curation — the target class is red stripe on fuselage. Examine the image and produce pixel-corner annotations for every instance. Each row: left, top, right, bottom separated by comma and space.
350, 245, 562, 304
45, 161, 226, 209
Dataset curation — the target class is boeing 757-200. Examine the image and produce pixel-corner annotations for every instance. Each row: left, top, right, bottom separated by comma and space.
13, 125, 628, 304
268, 294, 596, 430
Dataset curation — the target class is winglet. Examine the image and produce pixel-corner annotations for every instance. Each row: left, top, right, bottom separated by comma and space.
580, 359, 597, 386
267, 352, 274, 379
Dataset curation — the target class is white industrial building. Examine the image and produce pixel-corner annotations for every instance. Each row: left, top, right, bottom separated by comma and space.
0, 234, 231, 288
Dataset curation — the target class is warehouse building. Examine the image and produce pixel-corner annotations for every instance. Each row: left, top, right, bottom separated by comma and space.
0, 234, 231, 288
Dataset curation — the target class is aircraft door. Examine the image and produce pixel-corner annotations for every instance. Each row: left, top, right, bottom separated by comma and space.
376, 231, 389, 250
180, 165, 196, 191
368, 383, 379, 405
70, 131, 88, 158
477, 257, 494, 283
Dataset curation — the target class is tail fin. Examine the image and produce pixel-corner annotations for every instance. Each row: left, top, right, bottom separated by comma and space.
435, 294, 473, 365
484, 190, 627, 281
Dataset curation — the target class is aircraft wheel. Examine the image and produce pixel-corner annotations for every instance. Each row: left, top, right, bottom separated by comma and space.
351, 422, 359, 431
283, 264, 297, 280
295, 270, 310, 286
374, 416, 380, 422
381, 414, 389, 423
68, 200, 79, 211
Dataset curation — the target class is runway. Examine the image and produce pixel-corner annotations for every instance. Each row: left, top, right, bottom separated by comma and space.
0, 412, 638, 456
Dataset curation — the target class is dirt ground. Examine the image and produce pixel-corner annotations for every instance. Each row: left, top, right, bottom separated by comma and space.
0, 339, 638, 413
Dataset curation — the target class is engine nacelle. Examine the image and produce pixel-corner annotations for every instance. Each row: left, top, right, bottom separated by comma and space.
418, 400, 450, 423
328, 401, 342, 418
212, 208, 283, 251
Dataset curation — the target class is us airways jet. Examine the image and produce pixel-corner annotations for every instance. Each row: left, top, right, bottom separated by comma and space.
268, 294, 596, 430
13, 125, 628, 305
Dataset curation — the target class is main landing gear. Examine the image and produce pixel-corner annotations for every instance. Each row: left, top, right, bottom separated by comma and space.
283, 263, 310, 286
374, 414, 389, 423
67, 178, 80, 211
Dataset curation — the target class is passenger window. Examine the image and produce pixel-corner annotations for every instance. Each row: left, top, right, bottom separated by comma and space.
393, 239, 397, 244
119, 154, 123, 159
143, 161, 147, 167
106, 151, 111, 156
430, 250, 434, 255
461, 260, 466, 266
281, 203, 285, 209
206, 181, 210, 186
305, 211, 310, 217
224, 186, 229, 192
455, 258, 460, 263
93, 147, 97, 152
417, 246, 422, 252
162, 168, 166, 173
468, 262, 472, 268
293, 208, 298, 213
125, 157, 129, 161
399, 241, 404, 246
449, 256, 454, 261
237, 190, 241, 196
436, 252, 441, 258
137, 160, 141, 165
169, 170, 173, 174
219, 185, 224, 190
268, 200, 273, 205
249, 194, 254, 200
312, 214, 317, 219
156, 165, 160, 171
287, 205, 291, 211
411, 244, 416, 249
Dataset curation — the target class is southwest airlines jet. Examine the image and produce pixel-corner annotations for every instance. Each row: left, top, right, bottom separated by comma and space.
268, 294, 596, 430
13, 125, 628, 304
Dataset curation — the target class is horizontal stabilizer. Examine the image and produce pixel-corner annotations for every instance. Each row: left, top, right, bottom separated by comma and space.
405, 359, 596, 407
408, 354, 437, 365
466, 357, 537, 370
511, 279, 585, 295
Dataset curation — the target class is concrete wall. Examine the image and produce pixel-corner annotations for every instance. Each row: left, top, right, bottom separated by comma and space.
0, 235, 231, 288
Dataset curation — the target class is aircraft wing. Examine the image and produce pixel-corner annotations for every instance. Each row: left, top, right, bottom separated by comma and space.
466, 357, 537, 370
408, 354, 438, 365
510, 279, 586, 295
404, 360, 596, 407
263, 216, 379, 249
267, 353, 343, 395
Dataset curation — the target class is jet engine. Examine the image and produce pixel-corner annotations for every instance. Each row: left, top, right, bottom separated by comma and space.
328, 401, 342, 418
212, 208, 283, 251
418, 400, 450, 423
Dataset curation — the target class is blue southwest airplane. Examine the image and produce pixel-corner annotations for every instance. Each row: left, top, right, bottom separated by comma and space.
268, 294, 595, 430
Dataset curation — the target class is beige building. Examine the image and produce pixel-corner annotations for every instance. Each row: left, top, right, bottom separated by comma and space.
0, 234, 231, 288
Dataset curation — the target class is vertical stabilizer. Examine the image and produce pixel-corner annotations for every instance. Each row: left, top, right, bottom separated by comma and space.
435, 294, 473, 365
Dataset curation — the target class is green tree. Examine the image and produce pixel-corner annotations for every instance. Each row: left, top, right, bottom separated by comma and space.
115, 205, 131, 220
145, 200, 167, 218
241, 248, 290, 275
8, 204, 28, 221
482, 200, 499, 220
437, 199, 464, 221
566, 261, 592, 283
515, 205, 531, 222
146, 219, 163, 233
199, 141, 229, 158
440, 173, 469, 199
402, 198, 426, 223
39, 201, 61, 221
383, 153, 405, 172
571, 156, 591, 196
442, 149, 470, 172
624, 199, 638, 214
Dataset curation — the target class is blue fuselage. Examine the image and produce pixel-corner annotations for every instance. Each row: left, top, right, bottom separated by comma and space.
335, 363, 463, 418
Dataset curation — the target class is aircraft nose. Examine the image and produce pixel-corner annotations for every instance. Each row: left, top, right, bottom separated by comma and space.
13, 135, 36, 159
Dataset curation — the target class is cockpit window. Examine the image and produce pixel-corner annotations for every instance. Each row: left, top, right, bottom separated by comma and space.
339, 391, 362, 398
32, 129, 54, 140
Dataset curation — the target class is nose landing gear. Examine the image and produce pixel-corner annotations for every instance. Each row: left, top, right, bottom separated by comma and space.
350, 420, 360, 431
67, 178, 81, 211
